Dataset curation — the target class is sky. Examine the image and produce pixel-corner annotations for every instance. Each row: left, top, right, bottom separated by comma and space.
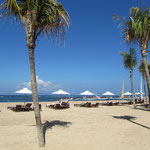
0, 0, 150, 95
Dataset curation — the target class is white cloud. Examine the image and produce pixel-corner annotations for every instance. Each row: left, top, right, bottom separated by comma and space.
17, 76, 60, 93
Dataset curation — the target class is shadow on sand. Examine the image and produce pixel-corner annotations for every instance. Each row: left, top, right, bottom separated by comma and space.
135, 107, 150, 112
42, 120, 72, 144
112, 115, 150, 130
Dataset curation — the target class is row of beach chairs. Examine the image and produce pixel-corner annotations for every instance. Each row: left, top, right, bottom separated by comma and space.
46, 101, 70, 109
7, 100, 145, 112
101, 101, 134, 106
74, 102, 99, 107
7, 103, 42, 112
74, 101, 134, 107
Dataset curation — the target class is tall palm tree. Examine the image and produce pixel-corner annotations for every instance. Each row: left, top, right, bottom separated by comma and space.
0, 0, 69, 147
120, 48, 137, 108
139, 60, 148, 102
122, 7, 150, 105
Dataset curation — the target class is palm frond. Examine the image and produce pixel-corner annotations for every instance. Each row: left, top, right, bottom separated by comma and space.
0, 0, 70, 44
120, 48, 137, 70
118, 6, 150, 45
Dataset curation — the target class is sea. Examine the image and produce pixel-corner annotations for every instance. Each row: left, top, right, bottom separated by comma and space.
0, 95, 70, 103
0, 95, 127, 103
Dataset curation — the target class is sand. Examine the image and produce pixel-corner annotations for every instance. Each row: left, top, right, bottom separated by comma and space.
0, 101, 150, 150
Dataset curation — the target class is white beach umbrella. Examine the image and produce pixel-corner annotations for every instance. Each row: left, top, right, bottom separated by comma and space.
80, 90, 95, 96
52, 89, 69, 95
15, 88, 32, 94
15, 88, 32, 105
124, 92, 132, 96
102, 91, 115, 96
52, 89, 70, 101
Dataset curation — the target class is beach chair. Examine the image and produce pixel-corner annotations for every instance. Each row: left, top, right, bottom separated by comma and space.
7, 106, 15, 110
61, 102, 70, 108
23, 103, 33, 111
102, 101, 112, 106
91, 103, 99, 107
120, 101, 133, 105
80, 102, 89, 107
128, 101, 133, 105
85, 102, 91, 107
12, 105, 23, 112
54, 104, 62, 109
25, 103, 32, 107
112, 101, 119, 106
74, 102, 91, 107
47, 103, 55, 109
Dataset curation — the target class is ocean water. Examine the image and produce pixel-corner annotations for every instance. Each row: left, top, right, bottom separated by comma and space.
0, 95, 68, 103
0, 95, 128, 103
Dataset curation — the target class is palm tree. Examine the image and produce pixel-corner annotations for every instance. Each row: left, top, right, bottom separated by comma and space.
120, 48, 137, 108
122, 7, 150, 105
139, 60, 147, 101
0, 0, 69, 147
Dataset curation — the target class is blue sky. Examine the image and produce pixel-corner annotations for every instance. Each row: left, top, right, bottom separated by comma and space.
0, 0, 150, 95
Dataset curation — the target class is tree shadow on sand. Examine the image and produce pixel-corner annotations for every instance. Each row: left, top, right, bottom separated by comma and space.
135, 107, 150, 112
42, 120, 72, 144
112, 115, 150, 130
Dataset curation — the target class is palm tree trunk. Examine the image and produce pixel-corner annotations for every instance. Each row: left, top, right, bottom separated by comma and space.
28, 34, 45, 147
143, 76, 147, 103
130, 69, 136, 108
141, 47, 150, 107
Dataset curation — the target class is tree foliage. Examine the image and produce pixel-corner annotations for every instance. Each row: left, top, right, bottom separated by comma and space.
0, 0, 70, 43
120, 48, 137, 70
123, 7, 150, 45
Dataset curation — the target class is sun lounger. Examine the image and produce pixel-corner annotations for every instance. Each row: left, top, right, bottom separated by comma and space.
74, 102, 99, 108
22, 103, 33, 111
102, 101, 112, 106
46, 103, 55, 108
84, 102, 91, 107
74, 102, 88, 107
8, 103, 33, 111
7, 106, 15, 110
54, 104, 62, 109
61, 102, 70, 108
91, 103, 99, 107
25, 103, 32, 107
49, 102, 70, 110
120, 101, 133, 105
112, 101, 119, 106
12, 105, 23, 112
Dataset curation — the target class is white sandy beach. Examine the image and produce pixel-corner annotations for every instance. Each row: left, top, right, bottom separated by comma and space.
0, 101, 150, 150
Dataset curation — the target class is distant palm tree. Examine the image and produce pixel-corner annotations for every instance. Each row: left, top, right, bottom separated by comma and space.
122, 7, 150, 105
120, 48, 137, 108
139, 61, 147, 100
0, 0, 69, 147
